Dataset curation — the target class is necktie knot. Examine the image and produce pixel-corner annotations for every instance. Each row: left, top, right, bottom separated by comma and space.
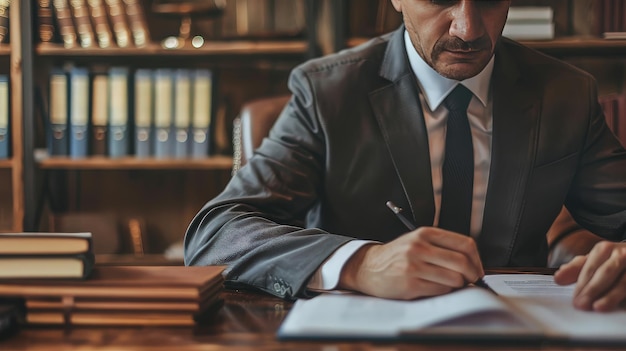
443, 85, 473, 113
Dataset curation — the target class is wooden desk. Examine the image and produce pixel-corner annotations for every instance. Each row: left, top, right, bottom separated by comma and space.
0, 269, 621, 351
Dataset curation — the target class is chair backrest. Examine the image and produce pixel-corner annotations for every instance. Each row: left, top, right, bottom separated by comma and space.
232, 95, 290, 173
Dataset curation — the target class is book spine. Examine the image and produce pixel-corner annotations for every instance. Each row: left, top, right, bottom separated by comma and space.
38, 0, 57, 44
107, 67, 130, 157
153, 69, 173, 158
0, 0, 9, 44
48, 68, 69, 156
86, 0, 114, 48
122, 0, 149, 47
53, 0, 79, 48
69, 0, 96, 48
174, 69, 191, 158
90, 72, 108, 155
104, 0, 132, 47
0, 75, 9, 159
69, 67, 90, 158
191, 69, 213, 158
133, 69, 153, 158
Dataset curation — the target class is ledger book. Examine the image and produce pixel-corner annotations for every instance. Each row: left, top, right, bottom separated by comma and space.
278, 274, 626, 343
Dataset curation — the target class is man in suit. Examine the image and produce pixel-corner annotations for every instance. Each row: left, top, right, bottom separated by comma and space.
185, 0, 626, 311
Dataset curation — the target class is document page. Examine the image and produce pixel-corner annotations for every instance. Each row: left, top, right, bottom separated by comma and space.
482, 274, 574, 300
484, 274, 626, 342
279, 288, 517, 338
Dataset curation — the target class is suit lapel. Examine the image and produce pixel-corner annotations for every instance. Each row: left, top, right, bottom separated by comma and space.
477, 41, 541, 266
369, 27, 435, 228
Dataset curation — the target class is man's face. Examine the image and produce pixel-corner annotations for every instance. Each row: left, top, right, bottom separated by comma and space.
391, 0, 510, 80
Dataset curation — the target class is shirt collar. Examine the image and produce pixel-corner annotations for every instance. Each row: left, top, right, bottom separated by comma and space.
404, 30, 494, 110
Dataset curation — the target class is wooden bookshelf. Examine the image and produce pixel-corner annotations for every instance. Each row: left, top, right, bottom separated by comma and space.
36, 40, 309, 57
37, 155, 233, 171
0, 159, 13, 169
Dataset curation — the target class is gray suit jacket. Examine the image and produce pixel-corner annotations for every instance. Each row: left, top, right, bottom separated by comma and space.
184, 27, 626, 299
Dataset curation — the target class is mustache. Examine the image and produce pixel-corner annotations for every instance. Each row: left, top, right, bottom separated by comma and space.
433, 36, 492, 54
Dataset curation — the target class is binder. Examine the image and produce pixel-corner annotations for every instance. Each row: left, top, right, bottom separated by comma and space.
153, 69, 174, 158
0, 75, 9, 159
107, 67, 130, 158
48, 68, 69, 156
90, 71, 108, 155
134, 69, 153, 158
174, 69, 191, 158
69, 67, 90, 158
191, 69, 213, 158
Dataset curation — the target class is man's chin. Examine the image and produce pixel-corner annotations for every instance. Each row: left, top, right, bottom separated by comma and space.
435, 61, 488, 81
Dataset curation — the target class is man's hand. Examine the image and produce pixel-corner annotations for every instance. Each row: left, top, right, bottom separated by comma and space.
337, 227, 484, 300
554, 241, 626, 312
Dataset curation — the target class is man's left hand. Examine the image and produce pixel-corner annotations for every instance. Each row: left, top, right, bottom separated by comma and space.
554, 241, 626, 312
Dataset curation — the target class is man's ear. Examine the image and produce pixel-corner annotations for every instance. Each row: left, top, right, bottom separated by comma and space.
390, 0, 402, 12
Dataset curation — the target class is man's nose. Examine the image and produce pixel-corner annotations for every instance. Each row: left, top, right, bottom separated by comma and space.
449, 1, 486, 42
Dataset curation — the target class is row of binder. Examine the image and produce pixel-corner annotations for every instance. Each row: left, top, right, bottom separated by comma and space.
47, 66, 215, 159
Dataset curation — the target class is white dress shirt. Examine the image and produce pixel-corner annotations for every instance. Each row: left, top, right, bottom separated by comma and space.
307, 30, 495, 291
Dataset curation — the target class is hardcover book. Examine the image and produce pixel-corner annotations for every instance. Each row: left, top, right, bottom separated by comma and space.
0, 232, 94, 279
52, 0, 78, 48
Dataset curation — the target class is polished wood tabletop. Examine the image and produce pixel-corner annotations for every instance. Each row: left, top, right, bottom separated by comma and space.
1, 268, 624, 351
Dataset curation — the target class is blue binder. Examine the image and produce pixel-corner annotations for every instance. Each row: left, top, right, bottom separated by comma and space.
69, 67, 90, 158
191, 69, 213, 158
107, 67, 130, 158
134, 69, 153, 158
174, 69, 191, 158
0, 75, 9, 159
153, 69, 174, 158
48, 68, 69, 156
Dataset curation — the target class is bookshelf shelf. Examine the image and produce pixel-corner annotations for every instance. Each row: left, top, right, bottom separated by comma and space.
36, 155, 233, 171
0, 46, 9, 56
36, 40, 309, 57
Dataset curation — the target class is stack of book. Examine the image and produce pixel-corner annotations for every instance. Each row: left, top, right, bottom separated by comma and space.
0, 266, 224, 326
0, 232, 94, 279
503, 6, 555, 40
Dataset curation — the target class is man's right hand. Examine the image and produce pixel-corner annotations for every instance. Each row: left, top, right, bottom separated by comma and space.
338, 227, 484, 300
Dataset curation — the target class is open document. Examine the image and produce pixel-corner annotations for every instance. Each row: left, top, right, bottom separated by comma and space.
278, 274, 626, 343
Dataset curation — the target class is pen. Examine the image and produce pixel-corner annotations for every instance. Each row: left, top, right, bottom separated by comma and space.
385, 200, 491, 291
385, 201, 417, 231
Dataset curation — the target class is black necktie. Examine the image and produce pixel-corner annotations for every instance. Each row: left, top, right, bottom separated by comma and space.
439, 85, 474, 235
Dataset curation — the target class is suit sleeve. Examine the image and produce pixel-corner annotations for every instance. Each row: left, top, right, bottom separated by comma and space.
183, 68, 353, 300
566, 78, 626, 241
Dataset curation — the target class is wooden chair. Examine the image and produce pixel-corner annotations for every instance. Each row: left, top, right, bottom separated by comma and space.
232, 96, 601, 267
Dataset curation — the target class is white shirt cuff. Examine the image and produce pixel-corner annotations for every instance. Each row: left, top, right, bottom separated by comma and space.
307, 240, 377, 291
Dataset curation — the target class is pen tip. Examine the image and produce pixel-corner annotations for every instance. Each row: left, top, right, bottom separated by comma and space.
386, 201, 401, 213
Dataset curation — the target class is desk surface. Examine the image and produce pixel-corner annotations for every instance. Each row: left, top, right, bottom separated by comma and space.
1, 268, 622, 351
